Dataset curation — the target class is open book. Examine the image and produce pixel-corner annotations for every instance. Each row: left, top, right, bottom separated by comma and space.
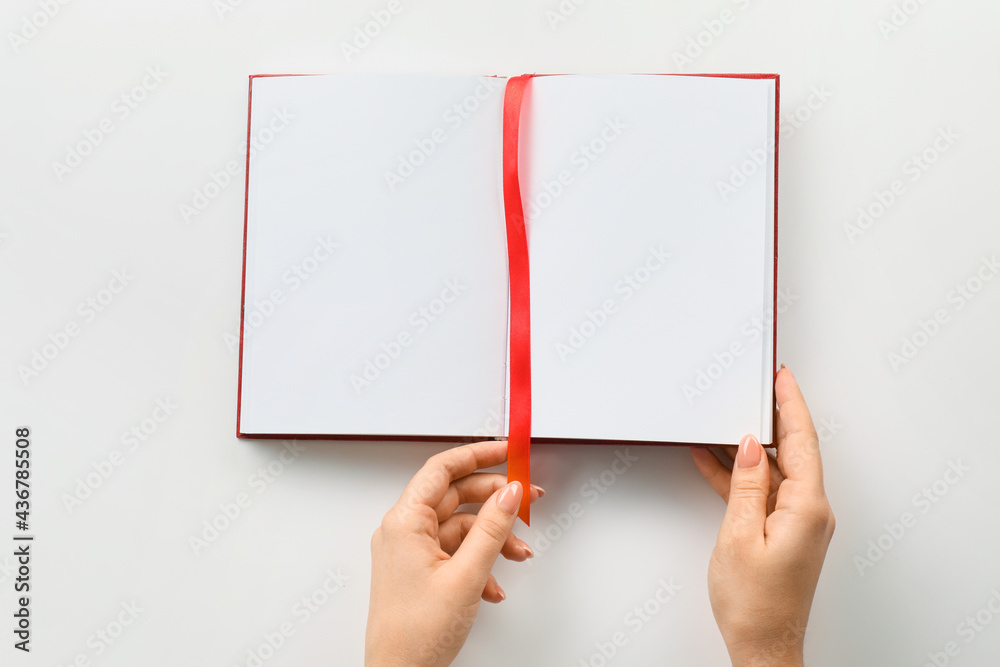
238, 73, 778, 452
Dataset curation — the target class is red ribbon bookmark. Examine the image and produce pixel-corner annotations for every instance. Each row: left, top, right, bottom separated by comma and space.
502, 75, 534, 525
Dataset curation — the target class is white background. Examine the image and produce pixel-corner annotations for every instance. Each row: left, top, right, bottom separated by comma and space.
2, 1, 999, 666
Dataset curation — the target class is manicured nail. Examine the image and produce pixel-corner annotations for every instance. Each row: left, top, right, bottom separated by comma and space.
737, 434, 761, 468
496, 583, 506, 601
519, 539, 534, 558
530, 484, 546, 499
497, 481, 523, 515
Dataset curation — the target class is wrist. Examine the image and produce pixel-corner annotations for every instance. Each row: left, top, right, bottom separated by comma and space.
733, 658, 803, 667
728, 638, 804, 667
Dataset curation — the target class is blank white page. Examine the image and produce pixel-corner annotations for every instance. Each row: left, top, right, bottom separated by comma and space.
520, 74, 775, 444
240, 74, 510, 437
760, 77, 776, 444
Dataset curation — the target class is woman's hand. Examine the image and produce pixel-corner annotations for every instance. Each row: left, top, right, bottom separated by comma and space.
365, 440, 542, 667
690, 366, 835, 667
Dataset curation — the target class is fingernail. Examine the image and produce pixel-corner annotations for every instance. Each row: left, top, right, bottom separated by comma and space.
519, 539, 534, 558
497, 481, 523, 515
496, 583, 506, 601
531, 484, 546, 499
780, 363, 787, 370
737, 434, 761, 468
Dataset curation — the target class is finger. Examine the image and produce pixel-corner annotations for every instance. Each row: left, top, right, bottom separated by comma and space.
695, 446, 784, 501
690, 447, 732, 501
718, 434, 770, 546
765, 449, 785, 495
714, 445, 736, 465
482, 574, 506, 604
438, 512, 532, 561
719, 445, 782, 489
734, 447, 782, 513
767, 486, 780, 515
399, 440, 508, 510
434, 473, 542, 522
450, 481, 522, 585
774, 366, 825, 492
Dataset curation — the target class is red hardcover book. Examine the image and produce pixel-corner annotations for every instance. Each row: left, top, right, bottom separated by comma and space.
237, 73, 778, 520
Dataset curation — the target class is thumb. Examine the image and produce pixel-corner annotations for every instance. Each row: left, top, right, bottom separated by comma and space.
719, 435, 769, 544
450, 481, 522, 587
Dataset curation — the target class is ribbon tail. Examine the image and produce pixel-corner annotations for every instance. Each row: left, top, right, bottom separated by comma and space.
507, 433, 531, 525
501, 75, 533, 525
